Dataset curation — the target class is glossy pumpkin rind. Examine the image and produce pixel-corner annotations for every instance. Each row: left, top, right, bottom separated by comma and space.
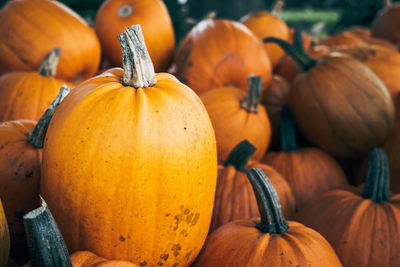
372, 2, 400, 49
71, 251, 138, 267
0, 200, 10, 267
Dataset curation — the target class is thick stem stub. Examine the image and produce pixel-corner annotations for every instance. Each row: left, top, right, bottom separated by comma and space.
271, 0, 284, 16
118, 25, 156, 88
224, 140, 256, 171
384, 0, 393, 8
246, 168, 289, 234
280, 105, 300, 151
362, 148, 390, 202
27, 85, 71, 148
23, 197, 72, 267
240, 75, 262, 113
38, 48, 61, 77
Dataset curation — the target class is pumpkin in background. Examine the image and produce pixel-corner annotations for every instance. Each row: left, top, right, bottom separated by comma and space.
200, 76, 270, 162
41, 25, 217, 266
372, 0, 400, 49
318, 31, 366, 48
265, 37, 394, 158
0, 86, 70, 263
95, 0, 175, 72
71, 251, 138, 267
210, 140, 295, 232
193, 168, 342, 267
0, 200, 9, 267
174, 19, 271, 94
296, 148, 400, 267
262, 106, 348, 206
0, 48, 73, 122
344, 26, 371, 39
0, 0, 101, 83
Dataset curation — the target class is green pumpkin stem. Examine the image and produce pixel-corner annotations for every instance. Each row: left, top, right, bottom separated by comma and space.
293, 24, 305, 53
23, 197, 72, 267
240, 75, 262, 113
271, 0, 284, 16
246, 168, 289, 234
263, 37, 316, 71
38, 48, 61, 77
224, 140, 256, 171
280, 105, 299, 151
27, 85, 71, 148
118, 25, 156, 88
362, 148, 390, 202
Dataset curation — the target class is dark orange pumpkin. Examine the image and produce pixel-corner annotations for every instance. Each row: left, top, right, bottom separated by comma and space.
296, 148, 400, 267
71, 251, 138, 267
200, 76, 271, 162
0, 200, 9, 267
344, 26, 371, 39
174, 19, 272, 94
0, 0, 101, 83
262, 106, 348, 206
210, 140, 295, 232
193, 168, 342, 267
318, 31, 366, 48
95, 0, 174, 72
372, 0, 400, 49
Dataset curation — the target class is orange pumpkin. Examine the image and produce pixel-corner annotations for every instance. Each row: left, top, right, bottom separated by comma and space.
174, 19, 272, 94
40, 25, 217, 266
296, 148, 400, 267
0, 200, 9, 267
200, 76, 271, 162
318, 31, 366, 48
95, 0, 174, 72
210, 140, 295, 232
344, 26, 371, 39
372, 0, 400, 49
71, 251, 138, 267
0, 0, 101, 83
193, 168, 342, 267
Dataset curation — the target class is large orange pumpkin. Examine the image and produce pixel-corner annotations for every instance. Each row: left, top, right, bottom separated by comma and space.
0, 0, 101, 83
296, 148, 400, 267
40, 25, 217, 266
193, 168, 342, 267
0, 200, 9, 267
174, 19, 272, 94
200, 76, 271, 162
95, 0, 174, 72
372, 0, 400, 49
71, 251, 138, 267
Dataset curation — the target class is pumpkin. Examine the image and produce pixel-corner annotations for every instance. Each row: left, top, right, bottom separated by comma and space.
344, 26, 371, 39
318, 31, 366, 48
40, 25, 217, 266
193, 168, 342, 267
95, 0, 174, 72
372, 0, 400, 49
210, 140, 295, 232
71, 251, 138, 267
264, 37, 395, 158
0, 85, 70, 263
200, 76, 270, 162
262, 106, 348, 206
0, 48, 73, 122
0, 0, 101, 83
0, 200, 9, 267
174, 19, 271, 94
296, 148, 400, 267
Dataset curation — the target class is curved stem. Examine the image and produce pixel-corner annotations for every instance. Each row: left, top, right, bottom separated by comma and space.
263, 37, 316, 71
280, 105, 299, 151
224, 140, 256, 171
118, 25, 156, 88
362, 148, 390, 202
246, 168, 289, 234
293, 23, 305, 53
271, 0, 284, 16
23, 197, 72, 267
240, 75, 262, 113
27, 85, 71, 148
38, 48, 61, 77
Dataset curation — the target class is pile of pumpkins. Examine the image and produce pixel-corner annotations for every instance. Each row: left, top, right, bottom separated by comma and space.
0, 0, 400, 266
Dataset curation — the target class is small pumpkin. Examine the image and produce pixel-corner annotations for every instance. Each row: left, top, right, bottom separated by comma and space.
318, 31, 366, 48
296, 148, 400, 267
344, 26, 371, 39
210, 140, 295, 232
0, 200, 9, 267
71, 251, 138, 267
372, 0, 400, 49
193, 168, 342, 267
200, 76, 271, 162
174, 19, 271, 94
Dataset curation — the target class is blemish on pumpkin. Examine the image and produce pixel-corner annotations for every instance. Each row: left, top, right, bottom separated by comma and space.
191, 213, 200, 226
157, 262, 164, 266
140, 261, 147, 266
184, 209, 190, 215
185, 250, 192, 260
171, 244, 181, 257
166, 213, 170, 216
172, 263, 179, 267
160, 254, 169, 261
180, 229, 188, 237
119, 236, 126, 242
185, 214, 193, 224
25, 171, 33, 178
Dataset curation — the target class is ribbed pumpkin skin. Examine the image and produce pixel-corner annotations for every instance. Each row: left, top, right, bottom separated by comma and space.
318, 32, 366, 48
0, 72, 73, 121
41, 69, 217, 266
0, 120, 41, 262
210, 163, 295, 232
290, 54, 394, 158
200, 86, 270, 163
95, 0, 174, 72
174, 19, 271, 94
71, 251, 138, 267
193, 220, 342, 267
262, 148, 348, 206
0, 0, 101, 82
372, 3, 400, 49
296, 189, 400, 267
0, 200, 9, 267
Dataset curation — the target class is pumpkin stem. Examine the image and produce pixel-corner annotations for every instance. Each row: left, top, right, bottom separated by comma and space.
362, 148, 390, 202
224, 140, 256, 171
384, 0, 393, 8
240, 75, 262, 113
271, 0, 284, 16
118, 25, 156, 88
38, 48, 61, 77
246, 168, 289, 234
27, 85, 71, 148
263, 37, 316, 71
23, 196, 72, 267
293, 23, 305, 53
280, 105, 300, 151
